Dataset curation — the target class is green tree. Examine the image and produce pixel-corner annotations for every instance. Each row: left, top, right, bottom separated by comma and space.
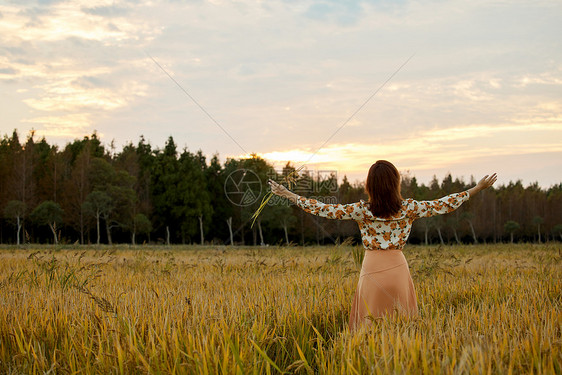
132, 213, 152, 245
83, 191, 112, 245
151, 140, 212, 245
504, 220, 520, 243
446, 214, 462, 244
89, 157, 115, 190
430, 215, 446, 245
462, 212, 479, 244
0, 136, 13, 231
107, 178, 137, 244
61, 140, 96, 244
88, 158, 137, 244
244, 155, 276, 245
4, 200, 26, 245
9, 131, 36, 214
205, 154, 232, 244
223, 158, 246, 244
31, 201, 63, 244
33, 138, 63, 204
267, 199, 296, 245
552, 224, 562, 241
176, 149, 212, 244
532, 216, 544, 243
134, 136, 154, 221
151, 137, 180, 244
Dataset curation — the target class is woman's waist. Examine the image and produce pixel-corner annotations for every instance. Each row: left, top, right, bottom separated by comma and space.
363, 249, 405, 256
361, 249, 408, 274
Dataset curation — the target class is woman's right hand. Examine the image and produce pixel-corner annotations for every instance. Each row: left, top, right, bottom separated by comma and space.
268, 179, 289, 197
268, 179, 299, 203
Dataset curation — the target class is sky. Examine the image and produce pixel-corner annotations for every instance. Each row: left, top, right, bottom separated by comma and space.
1, 0, 561, 188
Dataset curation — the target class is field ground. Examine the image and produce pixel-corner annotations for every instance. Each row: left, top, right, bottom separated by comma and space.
0, 244, 560, 374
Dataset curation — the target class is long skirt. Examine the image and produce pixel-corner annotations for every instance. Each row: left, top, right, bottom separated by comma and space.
349, 249, 418, 330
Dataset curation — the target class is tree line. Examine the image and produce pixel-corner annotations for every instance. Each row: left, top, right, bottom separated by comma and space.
1, 130, 560, 246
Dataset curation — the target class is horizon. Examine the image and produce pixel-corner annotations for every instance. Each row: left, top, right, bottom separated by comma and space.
3, 127, 559, 190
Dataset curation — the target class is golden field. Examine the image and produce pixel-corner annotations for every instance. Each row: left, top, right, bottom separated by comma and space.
0, 244, 560, 374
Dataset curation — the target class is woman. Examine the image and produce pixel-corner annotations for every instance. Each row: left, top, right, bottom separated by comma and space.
268, 160, 497, 329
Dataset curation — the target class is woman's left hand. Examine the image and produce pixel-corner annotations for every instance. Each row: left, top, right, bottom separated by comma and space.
476, 173, 498, 190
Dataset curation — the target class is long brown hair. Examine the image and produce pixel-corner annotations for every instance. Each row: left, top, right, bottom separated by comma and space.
365, 160, 403, 218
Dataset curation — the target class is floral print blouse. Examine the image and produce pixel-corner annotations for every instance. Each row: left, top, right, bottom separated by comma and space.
296, 192, 470, 250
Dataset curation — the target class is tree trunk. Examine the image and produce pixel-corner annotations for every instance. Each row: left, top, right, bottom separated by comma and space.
49, 223, 58, 245
468, 220, 478, 244
166, 226, 170, 246
436, 227, 445, 245
226, 217, 234, 245
16, 216, 21, 245
282, 222, 289, 245
96, 212, 101, 245
424, 223, 429, 245
537, 224, 541, 243
257, 219, 265, 246
199, 215, 204, 245
510, 232, 514, 243
80, 210, 85, 245
105, 218, 113, 245
452, 227, 461, 245
239, 207, 245, 245
300, 211, 305, 246
132, 231, 136, 246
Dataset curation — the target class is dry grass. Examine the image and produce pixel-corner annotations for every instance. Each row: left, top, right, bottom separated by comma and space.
0, 244, 560, 374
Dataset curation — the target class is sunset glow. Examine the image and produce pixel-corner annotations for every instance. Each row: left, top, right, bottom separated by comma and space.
1, 0, 561, 186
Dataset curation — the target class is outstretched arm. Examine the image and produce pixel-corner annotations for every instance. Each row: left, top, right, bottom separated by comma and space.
268, 179, 299, 203
467, 173, 497, 198
268, 179, 361, 220
412, 173, 497, 219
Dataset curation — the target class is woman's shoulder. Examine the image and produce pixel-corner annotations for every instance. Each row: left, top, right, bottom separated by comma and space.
357, 199, 371, 211
398, 199, 417, 217
402, 198, 417, 206
397, 198, 414, 207
360, 199, 409, 221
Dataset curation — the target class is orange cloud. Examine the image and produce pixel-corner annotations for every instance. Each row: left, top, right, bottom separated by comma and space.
245, 122, 562, 176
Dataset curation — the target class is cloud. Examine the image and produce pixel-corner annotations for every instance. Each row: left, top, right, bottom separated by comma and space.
23, 113, 93, 139
0, 67, 18, 75
0, 0, 561, 188
304, 1, 363, 25
81, 5, 129, 17
516, 71, 562, 88
0, 2, 154, 44
302, 0, 409, 26
24, 77, 147, 112
250, 122, 562, 175
0, 0, 160, 145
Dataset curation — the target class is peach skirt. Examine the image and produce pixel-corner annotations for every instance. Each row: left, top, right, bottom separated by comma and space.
349, 249, 418, 330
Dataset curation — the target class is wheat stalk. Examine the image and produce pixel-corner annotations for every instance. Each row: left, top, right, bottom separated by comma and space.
250, 165, 305, 228
1, 244, 559, 373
